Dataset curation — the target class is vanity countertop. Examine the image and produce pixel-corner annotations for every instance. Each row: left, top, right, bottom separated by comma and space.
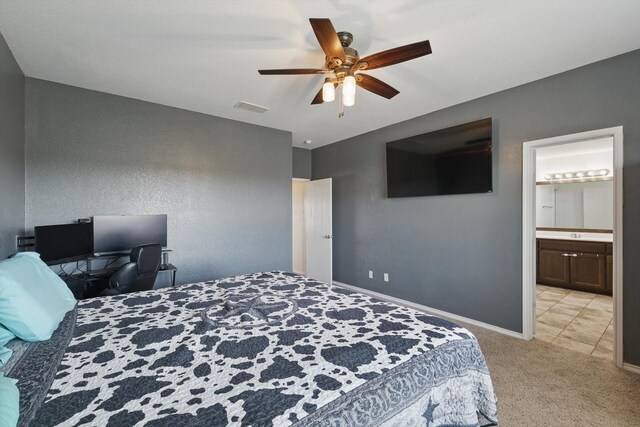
536, 230, 613, 243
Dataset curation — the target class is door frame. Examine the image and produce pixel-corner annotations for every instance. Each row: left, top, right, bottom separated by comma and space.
292, 178, 310, 275
522, 126, 623, 368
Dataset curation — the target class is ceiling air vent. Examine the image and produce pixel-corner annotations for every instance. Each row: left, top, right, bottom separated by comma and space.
233, 101, 269, 114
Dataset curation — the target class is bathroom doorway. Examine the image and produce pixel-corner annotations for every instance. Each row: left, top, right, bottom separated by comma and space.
522, 127, 623, 368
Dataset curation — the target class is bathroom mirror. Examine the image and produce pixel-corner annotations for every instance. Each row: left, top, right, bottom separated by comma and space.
536, 180, 613, 231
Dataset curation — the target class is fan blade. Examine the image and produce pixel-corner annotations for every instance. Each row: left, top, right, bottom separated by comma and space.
309, 18, 346, 64
311, 87, 324, 104
357, 40, 431, 70
357, 74, 399, 99
259, 68, 325, 75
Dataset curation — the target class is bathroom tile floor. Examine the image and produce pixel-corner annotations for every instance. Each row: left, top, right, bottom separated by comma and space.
535, 284, 613, 360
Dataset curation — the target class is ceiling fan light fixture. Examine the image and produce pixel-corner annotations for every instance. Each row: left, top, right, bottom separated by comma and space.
342, 73, 356, 106
343, 90, 355, 107
322, 80, 335, 102
342, 74, 356, 97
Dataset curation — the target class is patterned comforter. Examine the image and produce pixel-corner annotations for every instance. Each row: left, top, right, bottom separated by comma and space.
9, 271, 498, 426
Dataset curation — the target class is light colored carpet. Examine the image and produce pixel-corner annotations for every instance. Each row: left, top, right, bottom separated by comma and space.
462, 323, 640, 426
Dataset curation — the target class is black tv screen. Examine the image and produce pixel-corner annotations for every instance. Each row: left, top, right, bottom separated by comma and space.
93, 214, 167, 254
386, 118, 493, 197
34, 223, 93, 265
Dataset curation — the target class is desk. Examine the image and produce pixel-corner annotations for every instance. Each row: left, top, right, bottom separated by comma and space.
60, 251, 178, 299
86, 249, 173, 274
84, 264, 177, 287
160, 264, 178, 287
86, 260, 178, 287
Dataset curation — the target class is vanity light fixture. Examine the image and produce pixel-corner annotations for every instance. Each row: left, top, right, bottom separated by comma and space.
543, 169, 611, 181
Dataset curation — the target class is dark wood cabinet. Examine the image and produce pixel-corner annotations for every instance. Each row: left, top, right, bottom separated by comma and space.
536, 239, 612, 295
570, 252, 606, 290
538, 249, 571, 286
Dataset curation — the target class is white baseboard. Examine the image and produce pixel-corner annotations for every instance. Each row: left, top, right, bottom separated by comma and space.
332, 281, 524, 340
623, 363, 640, 375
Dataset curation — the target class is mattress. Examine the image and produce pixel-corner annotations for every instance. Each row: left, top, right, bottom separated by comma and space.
7, 271, 498, 426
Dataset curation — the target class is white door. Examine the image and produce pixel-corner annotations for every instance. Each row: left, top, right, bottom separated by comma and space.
304, 178, 332, 283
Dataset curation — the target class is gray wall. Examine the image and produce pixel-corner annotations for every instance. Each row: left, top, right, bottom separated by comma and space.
0, 32, 25, 259
25, 78, 293, 284
313, 49, 640, 365
293, 147, 312, 179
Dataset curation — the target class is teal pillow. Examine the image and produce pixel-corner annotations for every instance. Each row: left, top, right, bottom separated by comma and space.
0, 325, 14, 366
0, 372, 19, 427
0, 252, 76, 341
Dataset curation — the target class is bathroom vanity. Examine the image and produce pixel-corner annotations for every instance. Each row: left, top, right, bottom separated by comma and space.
536, 231, 612, 295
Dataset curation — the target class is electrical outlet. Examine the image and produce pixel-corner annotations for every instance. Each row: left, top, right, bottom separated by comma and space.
368, 270, 373, 279
383, 273, 389, 282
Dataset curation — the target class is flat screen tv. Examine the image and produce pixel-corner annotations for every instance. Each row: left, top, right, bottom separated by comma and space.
93, 214, 167, 255
34, 223, 93, 265
386, 118, 493, 197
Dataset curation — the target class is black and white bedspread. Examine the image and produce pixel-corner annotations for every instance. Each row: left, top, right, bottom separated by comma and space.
10, 271, 498, 426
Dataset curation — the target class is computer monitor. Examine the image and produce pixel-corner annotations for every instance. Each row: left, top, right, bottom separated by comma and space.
34, 223, 93, 265
92, 214, 167, 255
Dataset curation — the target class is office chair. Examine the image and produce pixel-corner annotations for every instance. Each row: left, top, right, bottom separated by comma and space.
99, 244, 162, 296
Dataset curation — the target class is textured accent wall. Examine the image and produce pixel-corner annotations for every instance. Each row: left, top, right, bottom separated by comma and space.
25, 78, 293, 284
312, 49, 640, 364
0, 32, 25, 259
293, 147, 311, 179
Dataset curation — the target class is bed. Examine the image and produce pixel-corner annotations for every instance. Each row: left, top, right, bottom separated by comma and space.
6, 271, 498, 426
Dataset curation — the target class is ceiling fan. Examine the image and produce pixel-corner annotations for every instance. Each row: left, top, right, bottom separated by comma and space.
258, 18, 432, 115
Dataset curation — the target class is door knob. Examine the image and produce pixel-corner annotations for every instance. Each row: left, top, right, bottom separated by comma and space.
324, 235, 333, 239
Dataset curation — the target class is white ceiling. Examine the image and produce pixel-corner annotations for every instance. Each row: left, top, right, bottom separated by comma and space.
1, 1, 639, 149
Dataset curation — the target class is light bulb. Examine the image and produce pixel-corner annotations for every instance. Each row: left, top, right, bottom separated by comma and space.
343, 91, 355, 107
342, 75, 356, 97
564, 173, 573, 178
554, 174, 562, 179
576, 172, 585, 178
587, 171, 595, 177
322, 81, 335, 102
599, 169, 609, 176
544, 174, 552, 180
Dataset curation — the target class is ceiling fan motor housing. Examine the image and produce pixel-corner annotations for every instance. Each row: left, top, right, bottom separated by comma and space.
326, 32, 358, 73
337, 31, 353, 47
